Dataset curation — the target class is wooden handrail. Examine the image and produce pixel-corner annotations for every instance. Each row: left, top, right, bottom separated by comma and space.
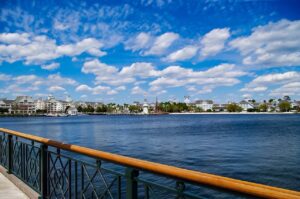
0, 127, 300, 199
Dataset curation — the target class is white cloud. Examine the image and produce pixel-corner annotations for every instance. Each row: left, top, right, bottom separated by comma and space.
48, 86, 65, 92
249, 71, 300, 86
0, 73, 78, 95
80, 59, 247, 96
75, 84, 92, 92
13, 75, 38, 84
119, 62, 159, 78
242, 94, 252, 99
82, 59, 134, 86
241, 71, 300, 97
107, 90, 118, 95
144, 32, 179, 55
165, 45, 198, 62
270, 82, 300, 96
56, 38, 106, 57
0, 74, 11, 81
82, 59, 118, 76
131, 86, 146, 95
124, 32, 151, 51
149, 63, 247, 93
41, 62, 60, 70
75, 84, 110, 95
240, 86, 268, 92
200, 28, 230, 58
230, 19, 300, 67
115, 86, 126, 91
0, 33, 106, 66
0, 33, 30, 44
46, 74, 77, 86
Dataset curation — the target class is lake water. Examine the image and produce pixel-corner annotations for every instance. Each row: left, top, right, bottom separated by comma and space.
0, 114, 299, 196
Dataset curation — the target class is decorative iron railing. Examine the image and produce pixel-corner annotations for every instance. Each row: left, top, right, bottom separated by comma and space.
0, 127, 300, 199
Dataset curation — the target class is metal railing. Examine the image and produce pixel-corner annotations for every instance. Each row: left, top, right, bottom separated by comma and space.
0, 127, 300, 199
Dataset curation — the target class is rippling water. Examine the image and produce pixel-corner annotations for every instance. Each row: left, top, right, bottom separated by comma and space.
0, 114, 299, 195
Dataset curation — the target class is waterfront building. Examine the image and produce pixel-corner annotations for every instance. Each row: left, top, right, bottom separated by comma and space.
212, 104, 227, 112
66, 106, 78, 115
239, 100, 255, 111
35, 98, 46, 111
195, 100, 214, 111
0, 99, 13, 113
46, 97, 65, 113
12, 96, 35, 114
76, 101, 103, 109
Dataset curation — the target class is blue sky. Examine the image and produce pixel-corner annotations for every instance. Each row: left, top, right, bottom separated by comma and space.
0, 0, 300, 103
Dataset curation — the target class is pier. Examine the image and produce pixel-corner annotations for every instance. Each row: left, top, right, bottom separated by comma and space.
0, 127, 300, 199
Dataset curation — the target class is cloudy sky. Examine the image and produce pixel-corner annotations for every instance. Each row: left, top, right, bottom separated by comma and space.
0, 0, 300, 103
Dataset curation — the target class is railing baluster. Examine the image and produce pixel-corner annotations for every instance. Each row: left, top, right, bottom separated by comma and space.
7, 134, 13, 174
144, 184, 149, 199
81, 164, 84, 199
68, 159, 72, 199
118, 175, 121, 199
125, 168, 139, 199
175, 181, 185, 199
40, 144, 48, 198
75, 161, 78, 199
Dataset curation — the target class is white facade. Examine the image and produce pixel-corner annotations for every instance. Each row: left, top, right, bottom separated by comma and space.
67, 107, 78, 115
239, 100, 254, 111
195, 100, 213, 111
142, 100, 149, 114
0, 99, 13, 113
47, 98, 65, 113
13, 96, 35, 114
35, 99, 46, 110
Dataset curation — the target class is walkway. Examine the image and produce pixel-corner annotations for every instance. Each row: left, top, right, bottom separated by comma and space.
0, 172, 28, 199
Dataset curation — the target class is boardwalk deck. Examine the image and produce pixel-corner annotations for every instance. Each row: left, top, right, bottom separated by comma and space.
0, 172, 28, 199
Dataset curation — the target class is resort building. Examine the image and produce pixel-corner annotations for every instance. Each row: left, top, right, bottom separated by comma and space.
12, 96, 35, 114
0, 99, 13, 113
239, 100, 255, 111
35, 98, 46, 111
213, 104, 227, 112
195, 100, 214, 111
46, 95, 66, 113
66, 106, 78, 115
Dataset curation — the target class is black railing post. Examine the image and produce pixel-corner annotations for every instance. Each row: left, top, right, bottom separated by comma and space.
7, 134, 13, 174
125, 167, 139, 199
40, 144, 48, 199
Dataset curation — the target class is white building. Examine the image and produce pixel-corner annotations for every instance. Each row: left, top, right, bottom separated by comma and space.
67, 107, 78, 115
239, 100, 254, 111
47, 98, 65, 113
13, 96, 35, 114
0, 99, 13, 113
35, 99, 46, 111
195, 100, 214, 111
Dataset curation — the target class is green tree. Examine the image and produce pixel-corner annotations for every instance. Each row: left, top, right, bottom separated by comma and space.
226, 104, 243, 112
77, 106, 83, 112
129, 105, 141, 113
259, 103, 268, 112
0, 108, 9, 113
279, 101, 291, 112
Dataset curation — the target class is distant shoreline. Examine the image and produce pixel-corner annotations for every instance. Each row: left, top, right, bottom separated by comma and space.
169, 112, 297, 115
0, 112, 298, 117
